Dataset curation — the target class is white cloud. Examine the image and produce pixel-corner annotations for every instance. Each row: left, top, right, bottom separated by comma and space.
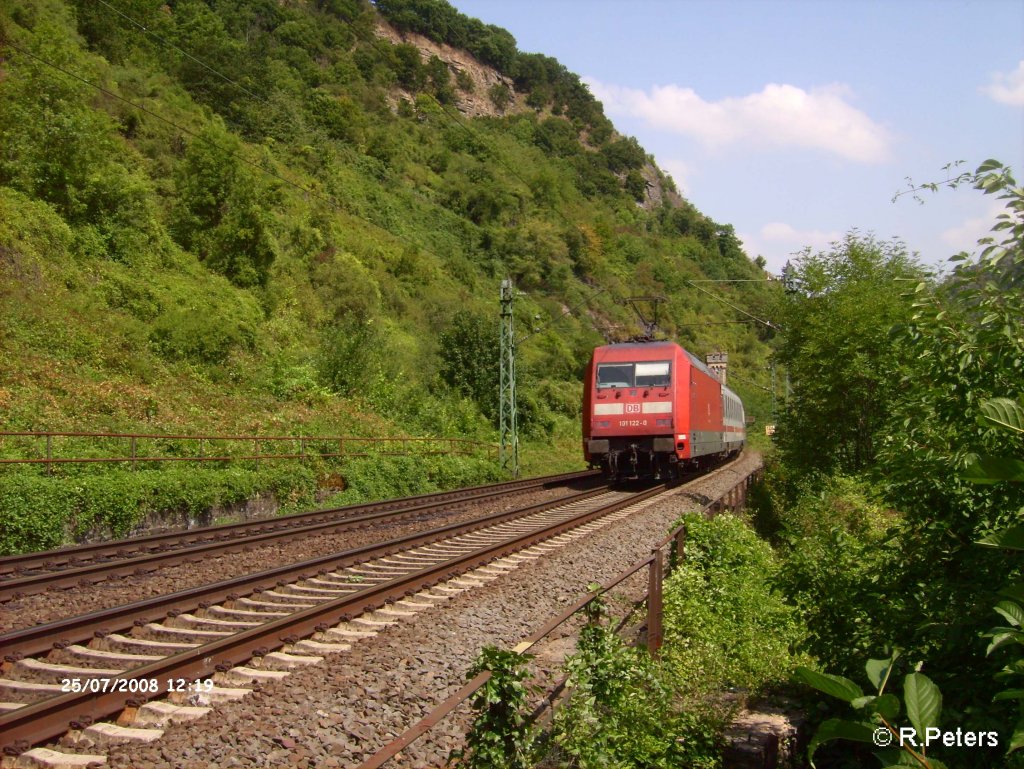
759, 222, 842, 248
739, 222, 843, 275
981, 60, 1024, 106
940, 202, 1005, 254
586, 78, 891, 163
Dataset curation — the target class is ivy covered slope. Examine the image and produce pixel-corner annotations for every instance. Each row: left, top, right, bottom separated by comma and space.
0, 1, 777, 472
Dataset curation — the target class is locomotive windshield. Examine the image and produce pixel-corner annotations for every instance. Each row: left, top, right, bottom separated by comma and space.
596, 361, 670, 388
636, 361, 670, 386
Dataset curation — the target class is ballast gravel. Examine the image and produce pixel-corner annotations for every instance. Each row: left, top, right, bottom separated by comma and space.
54, 453, 761, 768
39, 454, 761, 765
0, 484, 589, 634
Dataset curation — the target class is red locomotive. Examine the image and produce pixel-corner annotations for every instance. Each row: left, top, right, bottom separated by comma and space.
583, 341, 745, 481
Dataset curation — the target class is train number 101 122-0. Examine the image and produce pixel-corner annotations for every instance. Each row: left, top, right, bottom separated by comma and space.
619, 419, 648, 427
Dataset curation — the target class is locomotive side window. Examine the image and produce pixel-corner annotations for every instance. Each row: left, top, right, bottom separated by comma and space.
596, 364, 634, 388
635, 361, 671, 387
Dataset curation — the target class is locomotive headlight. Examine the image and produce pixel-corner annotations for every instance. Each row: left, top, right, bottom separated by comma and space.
655, 418, 672, 426
677, 434, 687, 441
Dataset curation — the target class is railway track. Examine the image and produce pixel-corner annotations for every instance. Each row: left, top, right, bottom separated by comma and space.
0, 470, 599, 603
0, 478, 674, 760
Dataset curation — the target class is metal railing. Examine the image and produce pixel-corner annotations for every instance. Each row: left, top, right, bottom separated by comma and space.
357, 465, 764, 769
0, 431, 498, 472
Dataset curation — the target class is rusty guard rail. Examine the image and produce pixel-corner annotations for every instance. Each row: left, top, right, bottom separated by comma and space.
0, 431, 497, 471
357, 464, 764, 769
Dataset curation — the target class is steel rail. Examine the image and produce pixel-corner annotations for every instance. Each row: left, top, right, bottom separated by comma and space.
0, 487, 616, 660
0, 471, 600, 595
0, 483, 669, 753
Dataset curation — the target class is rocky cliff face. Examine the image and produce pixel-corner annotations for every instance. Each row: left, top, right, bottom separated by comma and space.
373, 17, 682, 212
639, 161, 685, 211
374, 19, 523, 119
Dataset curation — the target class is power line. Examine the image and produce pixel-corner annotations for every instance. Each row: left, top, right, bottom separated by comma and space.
684, 280, 781, 331
93, 0, 533, 224
54, 3, 475, 245
515, 285, 607, 345
4, 34, 487, 270
678, 319, 759, 326
93, 0, 262, 101
82, 0, 638, 281
721, 369, 774, 395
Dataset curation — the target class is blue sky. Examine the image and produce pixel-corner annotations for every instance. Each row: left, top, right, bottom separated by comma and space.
450, 0, 1024, 274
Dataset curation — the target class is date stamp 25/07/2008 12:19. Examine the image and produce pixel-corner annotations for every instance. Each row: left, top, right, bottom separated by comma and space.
60, 678, 215, 695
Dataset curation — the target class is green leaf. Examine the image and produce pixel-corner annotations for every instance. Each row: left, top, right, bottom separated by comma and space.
807, 718, 876, 767
978, 524, 1024, 550
794, 667, 864, 702
853, 693, 902, 721
993, 689, 1024, 702
873, 748, 914, 767
995, 600, 1024, 627
872, 693, 900, 721
1001, 584, 1024, 603
905, 673, 942, 738
1010, 714, 1024, 753
866, 654, 899, 692
963, 455, 1024, 484
987, 629, 1024, 655
979, 397, 1024, 434
997, 659, 1024, 678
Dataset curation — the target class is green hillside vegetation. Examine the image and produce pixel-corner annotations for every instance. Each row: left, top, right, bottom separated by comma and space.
0, 0, 778, 552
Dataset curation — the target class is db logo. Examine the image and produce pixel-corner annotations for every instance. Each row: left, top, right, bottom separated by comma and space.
625, 404, 640, 414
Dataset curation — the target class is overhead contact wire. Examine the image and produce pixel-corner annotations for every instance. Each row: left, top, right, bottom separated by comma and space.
93, 0, 262, 101
684, 280, 781, 331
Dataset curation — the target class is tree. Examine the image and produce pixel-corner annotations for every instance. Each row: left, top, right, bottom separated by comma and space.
775, 232, 924, 473
488, 82, 512, 112
881, 160, 1024, 517
392, 42, 426, 92
171, 123, 278, 288
600, 136, 646, 173
426, 55, 455, 104
777, 163, 1024, 760
439, 310, 500, 418
870, 162, 1024, 720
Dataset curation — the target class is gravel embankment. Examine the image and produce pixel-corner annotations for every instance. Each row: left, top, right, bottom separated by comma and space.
0, 484, 591, 634
68, 452, 762, 769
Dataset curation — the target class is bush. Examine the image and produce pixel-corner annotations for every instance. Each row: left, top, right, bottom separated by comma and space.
775, 525, 886, 679
550, 599, 724, 769
0, 464, 318, 555
318, 316, 385, 395
662, 512, 807, 693
319, 453, 500, 508
150, 306, 255, 365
